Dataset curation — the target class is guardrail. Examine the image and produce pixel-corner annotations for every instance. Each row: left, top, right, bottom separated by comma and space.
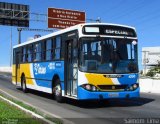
0, 67, 12, 73
140, 78, 160, 93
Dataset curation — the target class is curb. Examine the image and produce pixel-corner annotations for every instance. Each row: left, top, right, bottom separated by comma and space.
0, 73, 74, 124
0, 89, 74, 124
0, 95, 55, 124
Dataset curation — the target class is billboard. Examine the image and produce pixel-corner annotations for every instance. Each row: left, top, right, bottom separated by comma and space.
48, 8, 85, 29
142, 47, 160, 66
0, 2, 29, 27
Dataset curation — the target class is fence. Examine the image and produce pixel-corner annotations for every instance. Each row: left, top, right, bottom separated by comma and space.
140, 78, 160, 93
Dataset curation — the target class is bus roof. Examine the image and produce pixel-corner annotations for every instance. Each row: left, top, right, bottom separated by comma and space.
13, 23, 136, 49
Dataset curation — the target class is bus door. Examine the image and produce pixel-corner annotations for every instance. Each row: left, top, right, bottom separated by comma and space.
65, 39, 78, 97
15, 50, 21, 85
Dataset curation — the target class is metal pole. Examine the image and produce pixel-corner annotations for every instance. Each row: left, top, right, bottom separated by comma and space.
18, 28, 22, 44
142, 51, 149, 75
10, 27, 12, 67
144, 51, 147, 75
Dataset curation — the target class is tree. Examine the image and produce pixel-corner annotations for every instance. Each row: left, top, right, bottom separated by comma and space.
146, 68, 156, 77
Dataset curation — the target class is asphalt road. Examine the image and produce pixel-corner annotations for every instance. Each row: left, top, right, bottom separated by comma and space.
0, 73, 160, 124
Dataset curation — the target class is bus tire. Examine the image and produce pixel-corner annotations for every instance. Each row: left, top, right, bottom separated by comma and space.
21, 76, 27, 93
54, 79, 63, 103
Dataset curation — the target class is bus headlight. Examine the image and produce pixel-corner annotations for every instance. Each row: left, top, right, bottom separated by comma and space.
129, 86, 134, 91
127, 83, 139, 91
85, 84, 91, 90
92, 86, 97, 91
133, 84, 138, 89
81, 84, 98, 91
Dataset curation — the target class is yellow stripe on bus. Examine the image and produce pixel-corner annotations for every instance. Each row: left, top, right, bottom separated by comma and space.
85, 73, 114, 85
12, 65, 16, 82
20, 64, 34, 85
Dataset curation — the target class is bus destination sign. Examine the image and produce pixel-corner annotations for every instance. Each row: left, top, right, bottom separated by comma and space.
83, 25, 137, 37
48, 8, 85, 29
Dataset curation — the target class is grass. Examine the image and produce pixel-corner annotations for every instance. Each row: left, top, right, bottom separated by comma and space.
0, 93, 63, 124
0, 99, 45, 124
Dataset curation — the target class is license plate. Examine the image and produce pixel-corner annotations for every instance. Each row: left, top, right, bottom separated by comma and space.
108, 93, 119, 98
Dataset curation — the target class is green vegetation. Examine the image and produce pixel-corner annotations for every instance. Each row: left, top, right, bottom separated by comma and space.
0, 94, 63, 124
5, 98, 62, 124
146, 64, 160, 77
0, 99, 44, 124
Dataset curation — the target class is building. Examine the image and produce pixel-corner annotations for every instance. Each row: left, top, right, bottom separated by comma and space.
142, 47, 160, 75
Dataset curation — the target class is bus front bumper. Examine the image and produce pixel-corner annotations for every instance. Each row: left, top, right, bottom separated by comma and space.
77, 87, 140, 100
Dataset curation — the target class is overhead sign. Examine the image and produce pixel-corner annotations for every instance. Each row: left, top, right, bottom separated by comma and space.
48, 8, 85, 29
0, 2, 29, 27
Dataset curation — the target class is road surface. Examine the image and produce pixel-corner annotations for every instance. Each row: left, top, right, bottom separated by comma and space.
0, 73, 160, 124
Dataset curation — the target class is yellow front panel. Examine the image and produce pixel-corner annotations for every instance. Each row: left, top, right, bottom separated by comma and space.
85, 73, 114, 85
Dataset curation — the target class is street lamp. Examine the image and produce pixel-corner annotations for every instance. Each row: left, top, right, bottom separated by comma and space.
17, 27, 22, 44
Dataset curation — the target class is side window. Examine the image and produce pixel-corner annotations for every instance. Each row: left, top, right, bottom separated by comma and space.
42, 41, 46, 61
33, 43, 41, 61
19, 48, 22, 63
28, 45, 33, 62
61, 39, 65, 59
22, 46, 27, 62
55, 37, 61, 60
46, 39, 52, 60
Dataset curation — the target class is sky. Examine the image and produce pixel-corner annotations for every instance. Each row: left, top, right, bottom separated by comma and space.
0, 0, 160, 70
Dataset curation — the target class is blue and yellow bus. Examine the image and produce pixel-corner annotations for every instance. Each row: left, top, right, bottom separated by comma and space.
12, 23, 139, 102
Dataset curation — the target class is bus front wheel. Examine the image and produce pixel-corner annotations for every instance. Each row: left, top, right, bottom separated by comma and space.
54, 79, 63, 103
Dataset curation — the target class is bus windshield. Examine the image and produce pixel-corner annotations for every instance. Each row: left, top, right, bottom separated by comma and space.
79, 37, 138, 74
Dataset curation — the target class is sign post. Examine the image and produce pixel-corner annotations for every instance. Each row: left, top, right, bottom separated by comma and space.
48, 8, 85, 29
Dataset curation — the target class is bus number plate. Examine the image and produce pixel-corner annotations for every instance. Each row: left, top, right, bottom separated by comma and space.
108, 93, 119, 98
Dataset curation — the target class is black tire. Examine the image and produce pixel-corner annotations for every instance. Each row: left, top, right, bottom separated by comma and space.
21, 76, 27, 93
53, 79, 63, 103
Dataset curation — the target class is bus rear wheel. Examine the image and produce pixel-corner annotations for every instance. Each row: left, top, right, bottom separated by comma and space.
54, 79, 63, 103
21, 76, 27, 93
